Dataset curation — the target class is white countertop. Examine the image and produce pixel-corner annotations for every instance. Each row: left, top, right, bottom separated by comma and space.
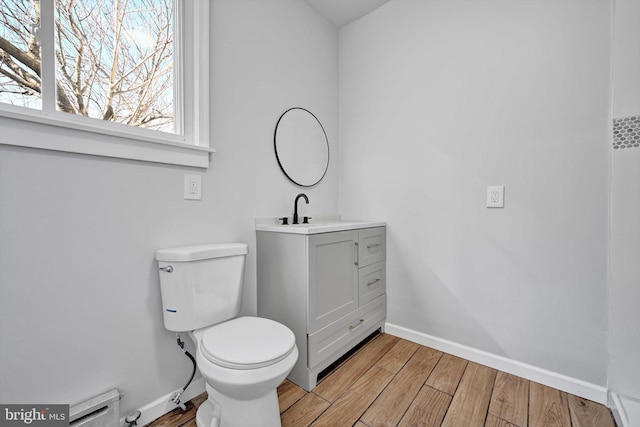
255, 216, 385, 235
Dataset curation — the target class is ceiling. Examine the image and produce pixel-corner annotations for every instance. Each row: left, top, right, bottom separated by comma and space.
304, 0, 390, 28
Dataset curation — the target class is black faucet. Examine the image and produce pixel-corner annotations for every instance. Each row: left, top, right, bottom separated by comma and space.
293, 193, 309, 225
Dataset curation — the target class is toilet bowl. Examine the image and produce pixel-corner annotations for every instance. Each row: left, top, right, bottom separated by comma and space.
190, 317, 298, 427
156, 244, 298, 427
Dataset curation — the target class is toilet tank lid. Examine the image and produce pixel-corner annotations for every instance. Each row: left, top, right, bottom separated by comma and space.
156, 243, 248, 262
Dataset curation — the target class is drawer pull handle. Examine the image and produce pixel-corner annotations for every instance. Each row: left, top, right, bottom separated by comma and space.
367, 243, 380, 249
349, 319, 365, 330
367, 278, 381, 286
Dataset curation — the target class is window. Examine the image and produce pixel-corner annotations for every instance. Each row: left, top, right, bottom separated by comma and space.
0, 0, 211, 168
0, 0, 42, 110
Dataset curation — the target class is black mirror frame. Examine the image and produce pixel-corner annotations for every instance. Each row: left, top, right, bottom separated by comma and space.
274, 107, 330, 188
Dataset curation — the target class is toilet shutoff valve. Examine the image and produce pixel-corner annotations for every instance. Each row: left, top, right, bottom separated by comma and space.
169, 391, 187, 411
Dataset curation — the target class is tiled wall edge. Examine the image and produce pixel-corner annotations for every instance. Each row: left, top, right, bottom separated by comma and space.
613, 114, 640, 150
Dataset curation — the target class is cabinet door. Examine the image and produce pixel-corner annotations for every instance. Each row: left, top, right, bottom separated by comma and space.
308, 230, 359, 333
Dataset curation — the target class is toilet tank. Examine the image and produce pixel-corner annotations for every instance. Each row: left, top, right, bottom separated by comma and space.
155, 243, 248, 332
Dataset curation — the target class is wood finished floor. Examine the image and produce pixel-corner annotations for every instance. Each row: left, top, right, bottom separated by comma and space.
147, 333, 616, 427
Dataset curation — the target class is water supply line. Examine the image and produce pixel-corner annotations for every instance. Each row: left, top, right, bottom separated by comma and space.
170, 333, 197, 411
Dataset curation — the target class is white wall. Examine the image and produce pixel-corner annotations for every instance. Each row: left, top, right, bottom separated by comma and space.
339, 0, 611, 386
610, 0, 640, 403
0, 0, 338, 416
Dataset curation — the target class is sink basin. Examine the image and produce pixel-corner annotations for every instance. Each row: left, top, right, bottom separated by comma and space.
255, 218, 385, 235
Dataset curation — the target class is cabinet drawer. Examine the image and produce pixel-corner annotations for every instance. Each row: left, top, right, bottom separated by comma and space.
358, 227, 385, 267
359, 262, 386, 305
308, 295, 386, 369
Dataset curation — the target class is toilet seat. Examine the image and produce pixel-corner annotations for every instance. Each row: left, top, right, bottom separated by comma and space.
200, 316, 296, 370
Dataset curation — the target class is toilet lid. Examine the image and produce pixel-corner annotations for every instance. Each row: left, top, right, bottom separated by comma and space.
201, 317, 296, 370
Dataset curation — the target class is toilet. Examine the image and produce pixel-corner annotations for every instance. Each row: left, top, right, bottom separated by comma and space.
155, 243, 298, 427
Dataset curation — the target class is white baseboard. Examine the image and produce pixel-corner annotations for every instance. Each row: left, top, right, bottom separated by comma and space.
611, 392, 626, 427
385, 322, 608, 405
124, 377, 206, 426
610, 392, 640, 427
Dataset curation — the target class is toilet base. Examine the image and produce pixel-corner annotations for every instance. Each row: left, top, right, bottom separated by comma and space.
196, 398, 221, 427
196, 384, 282, 427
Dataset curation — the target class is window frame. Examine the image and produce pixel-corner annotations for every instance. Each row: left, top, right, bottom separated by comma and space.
0, 0, 213, 168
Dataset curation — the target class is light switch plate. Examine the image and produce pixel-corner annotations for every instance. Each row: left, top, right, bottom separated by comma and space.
487, 185, 504, 208
184, 174, 202, 200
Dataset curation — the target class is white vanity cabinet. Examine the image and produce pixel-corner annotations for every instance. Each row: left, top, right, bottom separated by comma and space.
256, 224, 386, 391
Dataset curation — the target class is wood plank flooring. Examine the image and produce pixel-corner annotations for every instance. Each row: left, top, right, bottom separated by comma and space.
146, 333, 616, 427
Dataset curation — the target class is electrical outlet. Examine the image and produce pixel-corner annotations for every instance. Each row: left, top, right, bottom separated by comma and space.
184, 174, 202, 200
487, 185, 504, 208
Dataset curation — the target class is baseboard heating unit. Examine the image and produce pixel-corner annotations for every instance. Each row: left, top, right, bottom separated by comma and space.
70, 389, 120, 427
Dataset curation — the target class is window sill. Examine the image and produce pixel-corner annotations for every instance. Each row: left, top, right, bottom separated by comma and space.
0, 108, 214, 168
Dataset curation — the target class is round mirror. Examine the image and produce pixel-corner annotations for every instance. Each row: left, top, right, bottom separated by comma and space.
274, 107, 329, 187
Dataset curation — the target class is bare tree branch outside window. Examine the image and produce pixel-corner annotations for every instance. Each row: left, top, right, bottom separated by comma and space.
0, 0, 42, 109
0, 0, 175, 133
